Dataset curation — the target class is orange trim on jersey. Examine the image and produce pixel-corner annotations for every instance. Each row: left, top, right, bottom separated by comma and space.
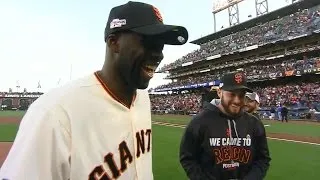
94, 71, 136, 109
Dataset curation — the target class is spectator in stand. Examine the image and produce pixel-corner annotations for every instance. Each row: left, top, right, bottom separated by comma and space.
150, 82, 320, 115
156, 57, 320, 91
158, 6, 320, 71
150, 93, 202, 115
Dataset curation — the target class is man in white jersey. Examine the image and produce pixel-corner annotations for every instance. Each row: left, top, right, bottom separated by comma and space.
0, 1, 188, 180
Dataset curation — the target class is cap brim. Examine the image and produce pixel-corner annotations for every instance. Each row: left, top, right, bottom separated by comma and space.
222, 85, 253, 93
245, 92, 254, 98
245, 95, 255, 101
245, 95, 255, 100
131, 24, 188, 45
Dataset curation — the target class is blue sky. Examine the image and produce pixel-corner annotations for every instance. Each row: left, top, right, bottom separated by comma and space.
0, 0, 291, 92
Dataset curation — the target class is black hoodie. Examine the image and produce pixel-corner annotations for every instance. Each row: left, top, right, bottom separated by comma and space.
179, 102, 271, 180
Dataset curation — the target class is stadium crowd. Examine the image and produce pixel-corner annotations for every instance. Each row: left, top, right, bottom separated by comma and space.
159, 7, 320, 71
155, 56, 320, 89
150, 82, 320, 115
150, 93, 201, 114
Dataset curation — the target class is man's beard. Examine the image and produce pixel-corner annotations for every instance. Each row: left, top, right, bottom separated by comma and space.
220, 95, 242, 117
245, 106, 255, 114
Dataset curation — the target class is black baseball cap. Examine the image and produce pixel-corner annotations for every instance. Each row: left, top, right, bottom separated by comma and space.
219, 72, 253, 93
104, 1, 189, 45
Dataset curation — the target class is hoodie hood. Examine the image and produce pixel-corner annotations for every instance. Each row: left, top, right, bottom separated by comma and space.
210, 99, 221, 106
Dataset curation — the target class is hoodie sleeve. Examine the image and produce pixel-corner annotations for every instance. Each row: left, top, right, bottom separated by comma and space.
179, 117, 216, 180
243, 118, 271, 180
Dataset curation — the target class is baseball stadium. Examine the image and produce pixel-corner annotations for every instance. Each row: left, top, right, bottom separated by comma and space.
1, 0, 320, 179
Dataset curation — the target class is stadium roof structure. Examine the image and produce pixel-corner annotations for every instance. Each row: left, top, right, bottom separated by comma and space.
191, 0, 320, 45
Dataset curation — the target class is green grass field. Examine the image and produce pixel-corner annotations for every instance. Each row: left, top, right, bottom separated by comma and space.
0, 110, 25, 118
1, 111, 320, 179
0, 124, 19, 142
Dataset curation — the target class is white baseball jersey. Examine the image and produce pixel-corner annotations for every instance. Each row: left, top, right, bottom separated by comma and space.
0, 72, 153, 180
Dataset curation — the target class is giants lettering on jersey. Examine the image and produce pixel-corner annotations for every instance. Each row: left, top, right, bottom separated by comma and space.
88, 129, 152, 180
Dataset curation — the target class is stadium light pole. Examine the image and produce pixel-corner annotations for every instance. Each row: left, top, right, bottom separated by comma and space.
212, 0, 239, 32
213, 12, 217, 32
255, 0, 269, 16
16, 80, 20, 93
228, 3, 240, 26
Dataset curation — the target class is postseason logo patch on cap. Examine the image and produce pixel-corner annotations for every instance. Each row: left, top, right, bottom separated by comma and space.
110, 19, 127, 29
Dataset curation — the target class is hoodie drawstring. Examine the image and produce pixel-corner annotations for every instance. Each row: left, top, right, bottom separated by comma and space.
227, 120, 239, 139
227, 120, 232, 139
227, 119, 240, 164
232, 120, 239, 139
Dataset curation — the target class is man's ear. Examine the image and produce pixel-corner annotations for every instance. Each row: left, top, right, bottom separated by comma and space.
106, 34, 120, 53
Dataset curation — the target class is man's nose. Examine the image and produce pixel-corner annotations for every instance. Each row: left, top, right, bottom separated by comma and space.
233, 95, 243, 104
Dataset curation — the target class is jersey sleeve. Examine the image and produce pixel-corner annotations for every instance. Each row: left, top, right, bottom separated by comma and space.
0, 104, 71, 180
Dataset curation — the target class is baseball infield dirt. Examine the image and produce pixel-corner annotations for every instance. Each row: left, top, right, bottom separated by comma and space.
268, 120, 320, 126
268, 133, 320, 144
0, 116, 20, 167
0, 142, 12, 167
0, 117, 21, 125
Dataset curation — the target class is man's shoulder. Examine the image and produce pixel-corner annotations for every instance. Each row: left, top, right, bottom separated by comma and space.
243, 112, 261, 122
32, 73, 96, 109
189, 109, 218, 125
137, 89, 150, 98
243, 112, 266, 133
252, 112, 261, 120
20, 74, 97, 127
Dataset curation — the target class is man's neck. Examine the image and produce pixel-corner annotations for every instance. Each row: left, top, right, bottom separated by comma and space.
97, 70, 136, 108
248, 110, 256, 114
